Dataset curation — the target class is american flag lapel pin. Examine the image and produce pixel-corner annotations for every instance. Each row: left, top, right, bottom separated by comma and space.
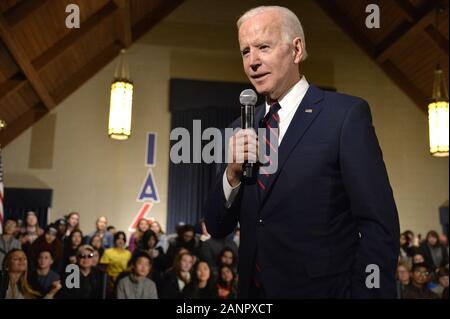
305, 108, 313, 113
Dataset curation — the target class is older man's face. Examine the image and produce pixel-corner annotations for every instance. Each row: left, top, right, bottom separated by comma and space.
238, 11, 302, 100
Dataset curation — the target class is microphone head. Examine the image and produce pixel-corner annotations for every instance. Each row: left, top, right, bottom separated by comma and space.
239, 89, 258, 106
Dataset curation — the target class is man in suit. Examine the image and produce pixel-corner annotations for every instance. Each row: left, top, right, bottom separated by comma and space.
204, 6, 400, 298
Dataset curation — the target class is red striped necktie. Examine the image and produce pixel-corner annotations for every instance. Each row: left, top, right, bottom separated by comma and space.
256, 101, 281, 195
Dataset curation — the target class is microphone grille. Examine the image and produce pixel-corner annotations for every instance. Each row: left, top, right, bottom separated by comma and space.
239, 89, 257, 106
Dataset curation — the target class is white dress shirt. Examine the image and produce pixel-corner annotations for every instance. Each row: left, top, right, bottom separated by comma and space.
223, 76, 310, 205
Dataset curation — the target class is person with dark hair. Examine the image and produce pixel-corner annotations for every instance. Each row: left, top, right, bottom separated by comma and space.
129, 218, 150, 253
62, 229, 83, 269
161, 252, 194, 299
100, 231, 131, 298
29, 225, 63, 273
28, 250, 61, 298
183, 260, 218, 299
89, 234, 105, 259
139, 230, 168, 282
431, 267, 449, 298
402, 263, 439, 299
167, 224, 202, 264
216, 264, 238, 299
54, 218, 67, 242
0, 249, 40, 299
420, 230, 449, 272
217, 248, 237, 275
116, 251, 158, 299
0, 219, 21, 270
412, 253, 426, 265
59, 245, 103, 299
107, 226, 116, 236
64, 212, 81, 239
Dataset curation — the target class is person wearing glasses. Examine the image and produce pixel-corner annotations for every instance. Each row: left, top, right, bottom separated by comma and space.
402, 262, 439, 299
59, 245, 103, 299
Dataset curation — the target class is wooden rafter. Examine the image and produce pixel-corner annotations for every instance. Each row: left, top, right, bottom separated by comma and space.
0, 72, 27, 100
376, 0, 443, 62
132, 0, 185, 42
54, 41, 122, 104
3, 0, 49, 27
32, 1, 118, 71
114, 0, 132, 48
0, 15, 55, 110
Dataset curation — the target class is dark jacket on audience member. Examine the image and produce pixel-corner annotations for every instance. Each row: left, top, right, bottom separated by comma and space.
59, 268, 103, 299
160, 270, 187, 299
402, 283, 440, 299
419, 242, 449, 271
28, 270, 60, 297
182, 282, 218, 299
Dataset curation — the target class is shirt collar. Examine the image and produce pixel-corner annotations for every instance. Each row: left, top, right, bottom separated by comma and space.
265, 76, 310, 119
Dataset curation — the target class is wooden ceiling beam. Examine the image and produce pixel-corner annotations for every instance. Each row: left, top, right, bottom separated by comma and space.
0, 103, 48, 146
314, 0, 376, 58
54, 41, 122, 104
114, 0, 132, 48
32, 1, 118, 71
3, 0, 49, 27
0, 72, 27, 100
132, 0, 185, 42
376, 0, 442, 62
424, 24, 449, 56
0, 15, 55, 110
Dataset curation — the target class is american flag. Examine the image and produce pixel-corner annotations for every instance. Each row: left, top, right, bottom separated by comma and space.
0, 147, 4, 234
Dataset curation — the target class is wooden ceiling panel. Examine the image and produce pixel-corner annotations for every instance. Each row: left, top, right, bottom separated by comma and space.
11, 0, 110, 62
38, 14, 117, 95
130, 0, 162, 25
0, 0, 185, 146
0, 40, 20, 81
0, 0, 24, 13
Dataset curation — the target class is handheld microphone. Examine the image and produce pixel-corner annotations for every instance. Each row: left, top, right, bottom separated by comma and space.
239, 89, 258, 179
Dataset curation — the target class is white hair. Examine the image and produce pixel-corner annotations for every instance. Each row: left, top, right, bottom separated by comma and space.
236, 6, 308, 61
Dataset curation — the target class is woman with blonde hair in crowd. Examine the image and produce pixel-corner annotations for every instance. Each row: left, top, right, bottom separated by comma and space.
150, 220, 168, 253
128, 218, 150, 253
1, 249, 60, 299
160, 251, 194, 298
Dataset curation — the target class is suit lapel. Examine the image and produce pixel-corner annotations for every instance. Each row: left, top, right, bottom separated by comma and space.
259, 85, 325, 209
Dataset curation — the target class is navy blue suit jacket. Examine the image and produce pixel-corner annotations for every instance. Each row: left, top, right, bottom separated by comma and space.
204, 84, 400, 298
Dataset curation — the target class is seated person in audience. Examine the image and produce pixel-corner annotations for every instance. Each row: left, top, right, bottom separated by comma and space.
85, 216, 114, 249
183, 260, 218, 299
99, 231, 131, 297
166, 225, 202, 264
412, 253, 426, 265
116, 251, 158, 299
216, 264, 238, 299
128, 218, 150, 253
54, 218, 67, 242
139, 230, 169, 276
199, 224, 238, 275
64, 212, 81, 240
150, 220, 169, 253
216, 248, 238, 275
402, 262, 439, 299
30, 225, 63, 273
28, 250, 61, 298
62, 230, 83, 269
430, 267, 449, 298
60, 245, 103, 299
107, 226, 116, 236
161, 252, 194, 299
420, 230, 449, 272
19, 211, 43, 246
0, 249, 40, 299
0, 219, 22, 271
395, 262, 410, 299
89, 234, 105, 259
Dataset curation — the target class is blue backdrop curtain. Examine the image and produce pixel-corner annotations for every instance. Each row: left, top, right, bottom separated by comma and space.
4, 187, 52, 228
166, 79, 263, 233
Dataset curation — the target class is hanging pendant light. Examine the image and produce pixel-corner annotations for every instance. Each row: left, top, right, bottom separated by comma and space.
108, 49, 133, 140
428, 4, 449, 157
